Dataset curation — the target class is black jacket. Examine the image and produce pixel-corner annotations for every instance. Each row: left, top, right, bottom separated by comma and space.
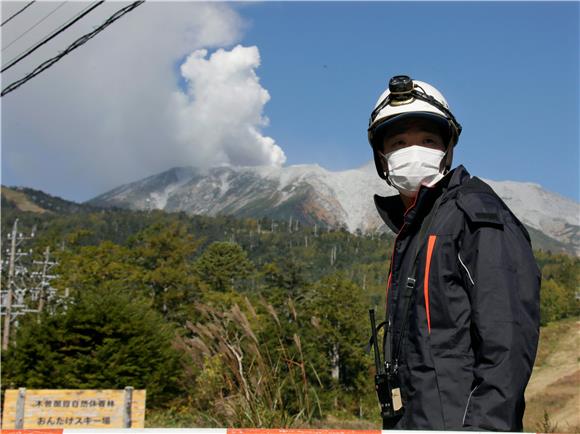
374, 165, 540, 431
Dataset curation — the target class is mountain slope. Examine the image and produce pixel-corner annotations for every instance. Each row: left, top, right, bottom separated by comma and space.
87, 163, 580, 255
1, 186, 91, 214
483, 179, 579, 253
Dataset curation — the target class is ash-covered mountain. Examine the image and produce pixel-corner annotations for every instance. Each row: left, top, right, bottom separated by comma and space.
87, 163, 580, 255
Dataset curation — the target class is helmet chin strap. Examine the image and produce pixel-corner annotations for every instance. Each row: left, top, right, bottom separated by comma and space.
377, 150, 393, 185
441, 145, 454, 172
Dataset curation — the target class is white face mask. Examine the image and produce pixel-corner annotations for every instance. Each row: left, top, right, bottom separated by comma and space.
383, 145, 446, 197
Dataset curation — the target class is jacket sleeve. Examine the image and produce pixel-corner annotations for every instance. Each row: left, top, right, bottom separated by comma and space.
457, 191, 541, 431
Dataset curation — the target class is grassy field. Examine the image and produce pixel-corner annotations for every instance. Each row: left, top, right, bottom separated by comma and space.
146, 317, 580, 431
524, 316, 580, 433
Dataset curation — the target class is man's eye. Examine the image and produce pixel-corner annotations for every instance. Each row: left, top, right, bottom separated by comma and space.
424, 138, 435, 143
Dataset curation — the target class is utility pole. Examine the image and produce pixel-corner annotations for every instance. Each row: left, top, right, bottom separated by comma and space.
2, 220, 37, 350
3, 220, 19, 350
34, 246, 57, 314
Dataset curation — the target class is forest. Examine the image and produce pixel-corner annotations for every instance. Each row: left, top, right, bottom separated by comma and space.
1, 193, 579, 428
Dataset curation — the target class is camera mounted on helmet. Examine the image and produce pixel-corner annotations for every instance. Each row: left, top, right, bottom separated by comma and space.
388, 75, 415, 104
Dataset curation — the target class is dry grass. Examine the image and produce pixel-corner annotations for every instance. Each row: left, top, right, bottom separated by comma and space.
151, 314, 579, 430
176, 300, 323, 428
524, 317, 580, 432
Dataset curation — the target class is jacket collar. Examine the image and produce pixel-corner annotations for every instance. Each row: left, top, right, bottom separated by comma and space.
374, 165, 471, 233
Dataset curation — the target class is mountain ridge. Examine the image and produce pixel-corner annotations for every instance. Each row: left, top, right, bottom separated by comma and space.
87, 163, 580, 256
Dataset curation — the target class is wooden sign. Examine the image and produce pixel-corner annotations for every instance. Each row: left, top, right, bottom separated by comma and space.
1, 387, 145, 429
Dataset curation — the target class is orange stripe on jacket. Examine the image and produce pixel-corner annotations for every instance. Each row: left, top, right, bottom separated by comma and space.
424, 235, 437, 333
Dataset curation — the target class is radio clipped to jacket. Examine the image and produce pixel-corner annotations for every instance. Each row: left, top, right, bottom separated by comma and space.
369, 309, 403, 429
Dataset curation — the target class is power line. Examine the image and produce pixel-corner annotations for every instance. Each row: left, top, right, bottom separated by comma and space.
2, 1, 105, 73
2, 1, 68, 52
1, 1, 145, 98
1, 1, 36, 27
3, 2, 104, 71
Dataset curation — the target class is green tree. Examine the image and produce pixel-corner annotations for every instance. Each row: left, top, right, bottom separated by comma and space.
54, 222, 204, 323
54, 241, 139, 295
540, 279, 568, 325
299, 274, 372, 411
128, 222, 203, 320
2, 289, 182, 407
194, 242, 255, 292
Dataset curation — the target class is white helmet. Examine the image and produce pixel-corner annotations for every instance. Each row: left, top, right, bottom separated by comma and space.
368, 75, 462, 179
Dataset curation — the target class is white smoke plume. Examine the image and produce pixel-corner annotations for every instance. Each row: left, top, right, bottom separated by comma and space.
172, 45, 286, 168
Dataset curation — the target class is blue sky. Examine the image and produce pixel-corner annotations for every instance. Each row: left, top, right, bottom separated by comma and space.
237, 1, 579, 200
1, 1, 578, 202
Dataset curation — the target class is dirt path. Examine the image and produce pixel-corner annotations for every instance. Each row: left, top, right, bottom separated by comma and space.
524, 319, 580, 432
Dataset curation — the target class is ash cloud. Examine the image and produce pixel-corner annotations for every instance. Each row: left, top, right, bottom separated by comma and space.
1, 2, 284, 201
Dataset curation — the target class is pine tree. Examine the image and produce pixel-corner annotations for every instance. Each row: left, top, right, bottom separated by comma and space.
1, 289, 182, 407
194, 242, 255, 292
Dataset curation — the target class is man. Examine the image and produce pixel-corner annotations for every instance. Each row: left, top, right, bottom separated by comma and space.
367, 75, 540, 431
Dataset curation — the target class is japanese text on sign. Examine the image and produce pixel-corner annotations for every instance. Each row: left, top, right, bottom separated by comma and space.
1, 388, 145, 429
